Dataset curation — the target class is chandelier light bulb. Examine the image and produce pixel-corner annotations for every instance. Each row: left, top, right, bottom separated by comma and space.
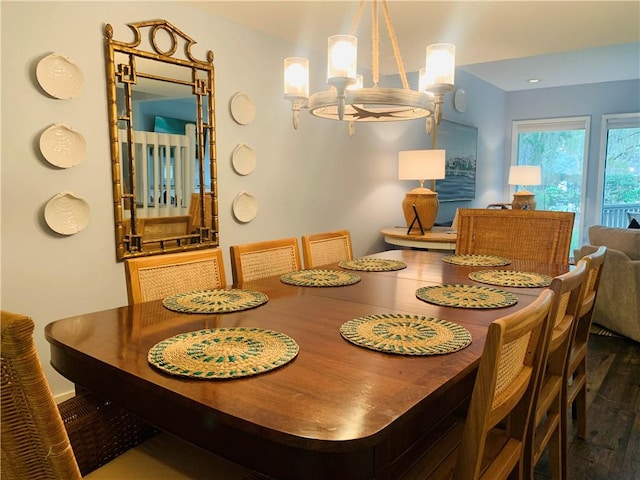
419, 67, 427, 92
327, 35, 357, 80
425, 43, 456, 86
284, 57, 309, 98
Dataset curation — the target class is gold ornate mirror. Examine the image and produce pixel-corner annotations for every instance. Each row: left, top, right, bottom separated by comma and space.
104, 19, 218, 260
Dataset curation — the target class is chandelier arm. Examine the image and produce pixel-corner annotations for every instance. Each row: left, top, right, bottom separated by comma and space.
349, 0, 366, 35
431, 120, 440, 190
381, 0, 409, 90
372, 0, 379, 87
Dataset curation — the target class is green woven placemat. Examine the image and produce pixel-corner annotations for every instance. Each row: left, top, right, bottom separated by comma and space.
280, 269, 361, 287
442, 254, 511, 267
338, 258, 407, 272
148, 328, 299, 379
469, 270, 552, 288
340, 313, 472, 355
416, 284, 518, 309
162, 289, 268, 314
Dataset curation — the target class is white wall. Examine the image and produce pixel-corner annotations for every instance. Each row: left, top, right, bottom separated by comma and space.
1, 1, 506, 397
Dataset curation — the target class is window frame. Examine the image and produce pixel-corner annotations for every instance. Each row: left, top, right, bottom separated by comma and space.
510, 116, 591, 253
597, 112, 640, 225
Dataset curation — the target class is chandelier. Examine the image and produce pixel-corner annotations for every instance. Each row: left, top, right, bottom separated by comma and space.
283, 0, 456, 132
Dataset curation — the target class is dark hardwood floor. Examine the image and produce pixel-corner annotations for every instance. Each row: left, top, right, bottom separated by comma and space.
535, 329, 640, 480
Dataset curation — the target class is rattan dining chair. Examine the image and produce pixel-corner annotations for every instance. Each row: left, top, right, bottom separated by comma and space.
400, 289, 555, 480
230, 237, 301, 284
139, 215, 191, 241
455, 209, 575, 265
301, 230, 353, 268
187, 192, 214, 233
564, 246, 607, 444
1, 311, 263, 480
124, 248, 227, 304
522, 260, 587, 480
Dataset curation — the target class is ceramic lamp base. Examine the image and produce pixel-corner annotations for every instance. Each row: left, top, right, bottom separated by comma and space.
512, 192, 536, 210
402, 188, 439, 230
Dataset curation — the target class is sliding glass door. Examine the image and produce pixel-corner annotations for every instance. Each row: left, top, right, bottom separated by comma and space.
511, 117, 590, 254
598, 113, 640, 228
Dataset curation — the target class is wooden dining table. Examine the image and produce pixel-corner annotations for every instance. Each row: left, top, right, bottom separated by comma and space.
45, 250, 568, 480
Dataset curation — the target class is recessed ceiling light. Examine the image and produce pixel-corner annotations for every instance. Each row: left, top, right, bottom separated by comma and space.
528, 78, 541, 83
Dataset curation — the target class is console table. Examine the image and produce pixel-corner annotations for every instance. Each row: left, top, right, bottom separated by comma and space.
381, 226, 457, 251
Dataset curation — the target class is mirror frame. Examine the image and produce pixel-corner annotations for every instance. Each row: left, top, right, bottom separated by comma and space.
104, 19, 219, 261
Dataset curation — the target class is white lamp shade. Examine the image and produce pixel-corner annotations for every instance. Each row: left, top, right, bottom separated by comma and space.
284, 57, 309, 98
327, 35, 357, 80
424, 43, 456, 86
399, 150, 446, 180
508, 165, 542, 186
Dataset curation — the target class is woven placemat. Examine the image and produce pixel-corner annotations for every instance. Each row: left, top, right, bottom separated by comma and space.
338, 258, 407, 272
162, 289, 268, 314
148, 327, 299, 379
280, 269, 361, 287
416, 284, 518, 309
340, 313, 472, 355
469, 270, 552, 288
442, 254, 511, 267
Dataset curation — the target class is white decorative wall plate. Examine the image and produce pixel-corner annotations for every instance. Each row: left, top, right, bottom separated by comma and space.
231, 143, 256, 175
232, 191, 257, 223
36, 53, 84, 99
454, 88, 468, 113
44, 192, 90, 235
230, 91, 256, 125
39, 124, 86, 168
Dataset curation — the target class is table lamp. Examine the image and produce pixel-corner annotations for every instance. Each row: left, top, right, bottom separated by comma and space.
399, 150, 446, 232
508, 165, 541, 210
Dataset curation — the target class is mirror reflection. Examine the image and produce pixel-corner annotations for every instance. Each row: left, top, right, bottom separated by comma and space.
105, 20, 218, 260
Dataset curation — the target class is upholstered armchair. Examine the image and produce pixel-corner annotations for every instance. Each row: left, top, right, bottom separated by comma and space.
575, 225, 640, 342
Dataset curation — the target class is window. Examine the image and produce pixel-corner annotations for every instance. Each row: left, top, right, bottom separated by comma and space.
598, 114, 640, 228
511, 117, 590, 254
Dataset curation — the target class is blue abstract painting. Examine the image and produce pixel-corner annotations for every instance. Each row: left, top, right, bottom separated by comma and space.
434, 120, 477, 202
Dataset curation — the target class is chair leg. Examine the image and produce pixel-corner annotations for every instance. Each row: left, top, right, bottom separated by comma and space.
575, 381, 587, 439
522, 418, 538, 480
508, 464, 520, 480
548, 407, 563, 480
571, 358, 588, 439
561, 382, 570, 480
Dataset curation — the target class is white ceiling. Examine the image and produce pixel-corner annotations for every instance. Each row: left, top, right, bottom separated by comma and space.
188, 0, 640, 91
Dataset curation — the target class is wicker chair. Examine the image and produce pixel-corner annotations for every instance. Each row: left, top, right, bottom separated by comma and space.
522, 260, 587, 480
230, 237, 301, 285
564, 246, 607, 445
187, 192, 214, 234
301, 230, 353, 268
139, 215, 191, 240
1, 311, 264, 480
455, 209, 575, 265
400, 289, 555, 480
124, 248, 227, 304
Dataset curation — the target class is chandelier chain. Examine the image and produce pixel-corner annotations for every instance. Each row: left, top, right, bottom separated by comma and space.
381, 0, 409, 90
348, 0, 409, 89
349, 1, 365, 36
372, 0, 379, 86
